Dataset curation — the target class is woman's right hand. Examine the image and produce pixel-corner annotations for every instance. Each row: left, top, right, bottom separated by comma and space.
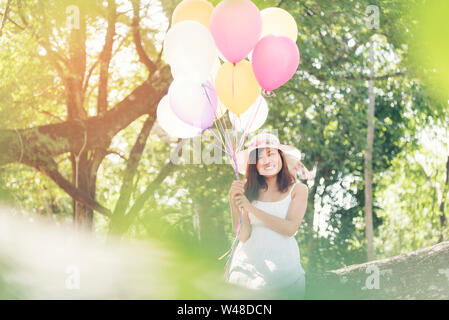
228, 179, 247, 206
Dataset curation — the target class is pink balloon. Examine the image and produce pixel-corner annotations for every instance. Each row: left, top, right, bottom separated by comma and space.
251, 35, 300, 92
210, 0, 262, 64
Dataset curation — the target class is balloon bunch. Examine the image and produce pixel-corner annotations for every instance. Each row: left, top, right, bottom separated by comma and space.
158, 0, 300, 281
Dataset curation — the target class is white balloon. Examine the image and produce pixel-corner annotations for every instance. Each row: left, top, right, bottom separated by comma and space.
216, 54, 243, 132
209, 57, 221, 83
228, 95, 268, 133
168, 76, 217, 130
247, 50, 253, 61
156, 95, 202, 138
260, 7, 298, 42
217, 48, 228, 64
207, 58, 227, 119
164, 20, 217, 83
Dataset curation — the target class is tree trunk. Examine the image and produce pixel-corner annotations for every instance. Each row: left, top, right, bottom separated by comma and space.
364, 38, 375, 261
71, 153, 98, 232
304, 166, 320, 270
195, 198, 228, 258
0, 66, 172, 231
438, 155, 449, 242
306, 241, 449, 299
71, 152, 93, 231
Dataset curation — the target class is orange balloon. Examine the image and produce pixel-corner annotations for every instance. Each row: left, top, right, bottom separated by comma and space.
172, 0, 214, 29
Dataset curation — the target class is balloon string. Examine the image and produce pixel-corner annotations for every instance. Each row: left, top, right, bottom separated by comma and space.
202, 83, 239, 178
223, 215, 242, 281
223, 111, 240, 177
233, 112, 237, 153
210, 140, 233, 157
202, 78, 242, 282
203, 119, 232, 157
226, 64, 237, 165
220, 158, 241, 283
214, 115, 230, 155
220, 109, 236, 166
202, 84, 239, 178
211, 111, 242, 282
209, 128, 228, 155
202, 84, 231, 155
237, 96, 262, 152
232, 63, 235, 100
231, 138, 239, 179
262, 89, 276, 98
219, 101, 234, 150
222, 148, 242, 281
202, 82, 233, 155
216, 111, 234, 157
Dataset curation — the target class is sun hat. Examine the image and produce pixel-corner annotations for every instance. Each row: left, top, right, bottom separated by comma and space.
234, 132, 312, 180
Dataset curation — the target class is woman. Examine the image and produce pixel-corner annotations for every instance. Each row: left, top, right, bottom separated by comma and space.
226, 133, 311, 299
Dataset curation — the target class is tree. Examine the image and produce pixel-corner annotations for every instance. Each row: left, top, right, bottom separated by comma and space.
364, 37, 375, 262
0, 0, 446, 276
307, 240, 449, 299
0, 0, 174, 233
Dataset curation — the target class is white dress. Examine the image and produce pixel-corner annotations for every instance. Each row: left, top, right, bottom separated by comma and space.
226, 180, 306, 299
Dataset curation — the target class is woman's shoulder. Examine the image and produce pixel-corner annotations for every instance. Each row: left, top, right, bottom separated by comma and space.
291, 180, 308, 197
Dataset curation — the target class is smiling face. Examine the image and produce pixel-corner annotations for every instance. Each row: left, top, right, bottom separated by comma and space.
256, 147, 283, 177
244, 147, 296, 202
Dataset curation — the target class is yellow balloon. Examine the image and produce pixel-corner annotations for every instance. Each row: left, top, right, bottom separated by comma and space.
260, 7, 298, 42
215, 60, 261, 115
172, 0, 214, 29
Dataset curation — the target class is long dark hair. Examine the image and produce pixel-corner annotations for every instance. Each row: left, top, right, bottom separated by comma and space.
244, 148, 296, 202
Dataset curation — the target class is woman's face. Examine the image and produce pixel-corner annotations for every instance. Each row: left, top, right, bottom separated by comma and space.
256, 147, 282, 177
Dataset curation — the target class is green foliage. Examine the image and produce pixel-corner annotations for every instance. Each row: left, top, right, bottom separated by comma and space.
0, 0, 448, 292
375, 127, 449, 257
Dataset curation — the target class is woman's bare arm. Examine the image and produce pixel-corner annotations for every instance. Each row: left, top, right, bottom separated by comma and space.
228, 179, 251, 240
229, 196, 240, 235
235, 183, 308, 237
239, 219, 252, 243
229, 197, 251, 241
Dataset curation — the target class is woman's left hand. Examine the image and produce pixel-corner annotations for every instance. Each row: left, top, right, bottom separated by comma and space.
235, 194, 252, 212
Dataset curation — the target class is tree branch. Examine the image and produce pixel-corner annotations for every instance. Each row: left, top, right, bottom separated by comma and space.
0, 0, 10, 36
83, 33, 127, 95
0, 64, 172, 167
109, 157, 177, 237
112, 115, 155, 219
344, 71, 406, 81
32, 156, 112, 217
0, 11, 25, 33
131, 0, 157, 74
15, 1, 70, 79
97, 0, 117, 115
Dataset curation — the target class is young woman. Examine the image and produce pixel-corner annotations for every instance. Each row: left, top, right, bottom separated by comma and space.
226, 133, 311, 299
